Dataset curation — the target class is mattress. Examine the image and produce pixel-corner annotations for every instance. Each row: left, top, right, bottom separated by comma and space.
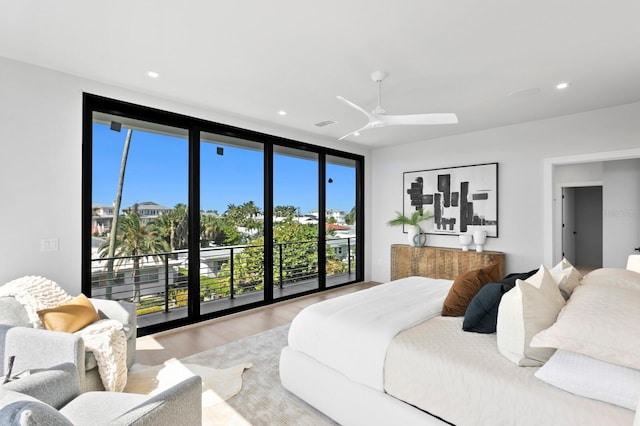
288, 276, 453, 390
384, 316, 635, 426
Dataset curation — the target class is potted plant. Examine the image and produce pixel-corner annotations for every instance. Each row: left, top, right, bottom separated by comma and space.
387, 208, 434, 247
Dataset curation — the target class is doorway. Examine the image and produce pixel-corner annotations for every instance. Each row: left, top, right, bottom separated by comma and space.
561, 186, 603, 270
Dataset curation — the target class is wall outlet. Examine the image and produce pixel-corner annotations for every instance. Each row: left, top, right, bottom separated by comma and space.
41, 238, 59, 252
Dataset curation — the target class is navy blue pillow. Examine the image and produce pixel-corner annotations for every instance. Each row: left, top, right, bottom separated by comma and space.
462, 269, 538, 333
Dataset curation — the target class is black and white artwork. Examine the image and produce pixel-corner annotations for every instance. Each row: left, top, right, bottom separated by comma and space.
403, 163, 498, 237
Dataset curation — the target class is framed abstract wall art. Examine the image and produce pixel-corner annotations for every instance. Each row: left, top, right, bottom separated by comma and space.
403, 162, 498, 237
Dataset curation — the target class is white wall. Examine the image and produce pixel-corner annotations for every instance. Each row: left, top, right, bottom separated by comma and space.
370, 101, 640, 282
3, 55, 640, 290
602, 159, 640, 267
0, 57, 371, 293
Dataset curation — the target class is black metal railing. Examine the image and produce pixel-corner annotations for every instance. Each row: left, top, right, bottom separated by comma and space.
90, 237, 356, 317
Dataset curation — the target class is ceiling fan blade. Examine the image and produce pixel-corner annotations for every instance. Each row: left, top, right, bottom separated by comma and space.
336, 96, 377, 121
338, 121, 381, 141
378, 113, 459, 126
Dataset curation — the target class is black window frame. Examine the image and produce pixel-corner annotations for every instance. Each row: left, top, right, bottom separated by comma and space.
82, 93, 365, 336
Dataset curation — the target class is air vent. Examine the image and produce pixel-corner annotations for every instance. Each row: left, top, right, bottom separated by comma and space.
314, 120, 337, 127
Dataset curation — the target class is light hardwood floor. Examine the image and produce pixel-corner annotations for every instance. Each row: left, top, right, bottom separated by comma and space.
136, 281, 380, 365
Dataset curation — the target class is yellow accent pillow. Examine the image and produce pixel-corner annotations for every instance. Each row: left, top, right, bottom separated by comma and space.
37, 294, 99, 333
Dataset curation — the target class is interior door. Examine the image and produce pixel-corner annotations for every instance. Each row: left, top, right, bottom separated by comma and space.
562, 187, 576, 263
574, 186, 603, 267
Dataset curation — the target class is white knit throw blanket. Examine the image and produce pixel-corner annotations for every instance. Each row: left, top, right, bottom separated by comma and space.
0, 276, 128, 391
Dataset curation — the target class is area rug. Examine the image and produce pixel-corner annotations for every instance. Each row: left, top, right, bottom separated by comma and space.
129, 325, 337, 425
124, 360, 253, 405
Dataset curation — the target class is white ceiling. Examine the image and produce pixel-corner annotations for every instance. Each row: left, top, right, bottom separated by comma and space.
2, 1, 640, 147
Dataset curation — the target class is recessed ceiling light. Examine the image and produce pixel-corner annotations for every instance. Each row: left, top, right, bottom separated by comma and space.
278, 110, 288, 116
556, 82, 570, 90
354, 132, 360, 137
147, 71, 160, 78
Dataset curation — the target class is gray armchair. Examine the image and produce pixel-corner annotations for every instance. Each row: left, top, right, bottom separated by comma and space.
0, 363, 202, 425
0, 296, 137, 392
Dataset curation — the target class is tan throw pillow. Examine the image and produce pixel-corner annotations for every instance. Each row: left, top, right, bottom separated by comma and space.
496, 265, 566, 366
581, 268, 640, 291
37, 294, 99, 333
442, 263, 501, 317
531, 284, 640, 370
549, 258, 583, 299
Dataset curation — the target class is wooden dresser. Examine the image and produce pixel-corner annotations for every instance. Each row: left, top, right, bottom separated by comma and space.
391, 244, 505, 281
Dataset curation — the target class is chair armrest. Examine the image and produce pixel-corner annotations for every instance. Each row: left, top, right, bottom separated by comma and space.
125, 375, 202, 426
90, 299, 137, 331
4, 327, 85, 387
2, 362, 80, 409
61, 375, 203, 426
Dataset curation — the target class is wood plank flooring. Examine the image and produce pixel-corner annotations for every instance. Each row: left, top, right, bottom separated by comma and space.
136, 281, 380, 365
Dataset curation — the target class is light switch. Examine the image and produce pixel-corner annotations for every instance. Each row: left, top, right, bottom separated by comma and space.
41, 239, 59, 252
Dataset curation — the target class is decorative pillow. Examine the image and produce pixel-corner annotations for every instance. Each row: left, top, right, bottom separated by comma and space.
549, 258, 582, 299
463, 269, 538, 333
0, 389, 73, 426
36, 294, 99, 333
535, 349, 640, 410
442, 263, 501, 317
530, 283, 640, 370
496, 265, 565, 366
580, 268, 640, 291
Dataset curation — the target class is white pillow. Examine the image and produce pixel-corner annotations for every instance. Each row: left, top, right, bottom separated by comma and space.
531, 284, 640, 370
496, 265, 565, 366
581, 268, 640, 291
535, 349, 640, 410
549, 258, 582, 298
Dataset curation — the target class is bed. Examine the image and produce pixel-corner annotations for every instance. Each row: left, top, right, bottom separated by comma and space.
279, 272, 638, 425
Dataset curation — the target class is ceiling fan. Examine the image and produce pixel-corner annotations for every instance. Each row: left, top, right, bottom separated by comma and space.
337, 71, 458, 140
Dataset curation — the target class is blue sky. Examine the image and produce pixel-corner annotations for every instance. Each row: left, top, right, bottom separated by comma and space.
92, 123, 356, 214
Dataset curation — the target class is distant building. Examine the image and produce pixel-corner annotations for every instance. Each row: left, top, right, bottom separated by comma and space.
125, 201, 172, 224
326, 224, 356, 262
92, 201, 173, 235
309, 209, 346, 224
92, 204, 114, 235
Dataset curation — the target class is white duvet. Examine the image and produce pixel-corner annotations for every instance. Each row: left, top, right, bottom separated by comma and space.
385, 316, 635, 426
287, 276, 453, 390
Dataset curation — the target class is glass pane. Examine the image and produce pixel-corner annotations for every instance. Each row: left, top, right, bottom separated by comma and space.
199, 133, 264, 314
326, 155, 357, 287
90, 113, 189, 328
273, 146, 319, 298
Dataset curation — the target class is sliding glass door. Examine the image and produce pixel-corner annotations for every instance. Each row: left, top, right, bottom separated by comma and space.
325, 155, 358, 287
272, 146, 319, 299
83, 94, 364, 335
199, 133, 265, 314
90, 112, 190, 327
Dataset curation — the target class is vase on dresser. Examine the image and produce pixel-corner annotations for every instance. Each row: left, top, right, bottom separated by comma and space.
459, 234, 473, 251
473, 230, 488, 252
407, 225, 427, 247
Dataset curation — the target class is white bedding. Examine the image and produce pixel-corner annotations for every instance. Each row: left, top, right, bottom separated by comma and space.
384, 316, 634, 426
288, 276, 453, 390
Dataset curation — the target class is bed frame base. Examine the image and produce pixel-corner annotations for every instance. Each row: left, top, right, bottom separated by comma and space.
279, 346, 449, 426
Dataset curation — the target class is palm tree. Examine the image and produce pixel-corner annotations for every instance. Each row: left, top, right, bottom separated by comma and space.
99, 205, 169, 303
344, 206, 357, 225
155, 203, 189, 252
105, 128, 133, 300
200, 213, 225, 246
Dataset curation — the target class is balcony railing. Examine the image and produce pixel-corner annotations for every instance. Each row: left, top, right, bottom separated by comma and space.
90, 237, 356, 318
